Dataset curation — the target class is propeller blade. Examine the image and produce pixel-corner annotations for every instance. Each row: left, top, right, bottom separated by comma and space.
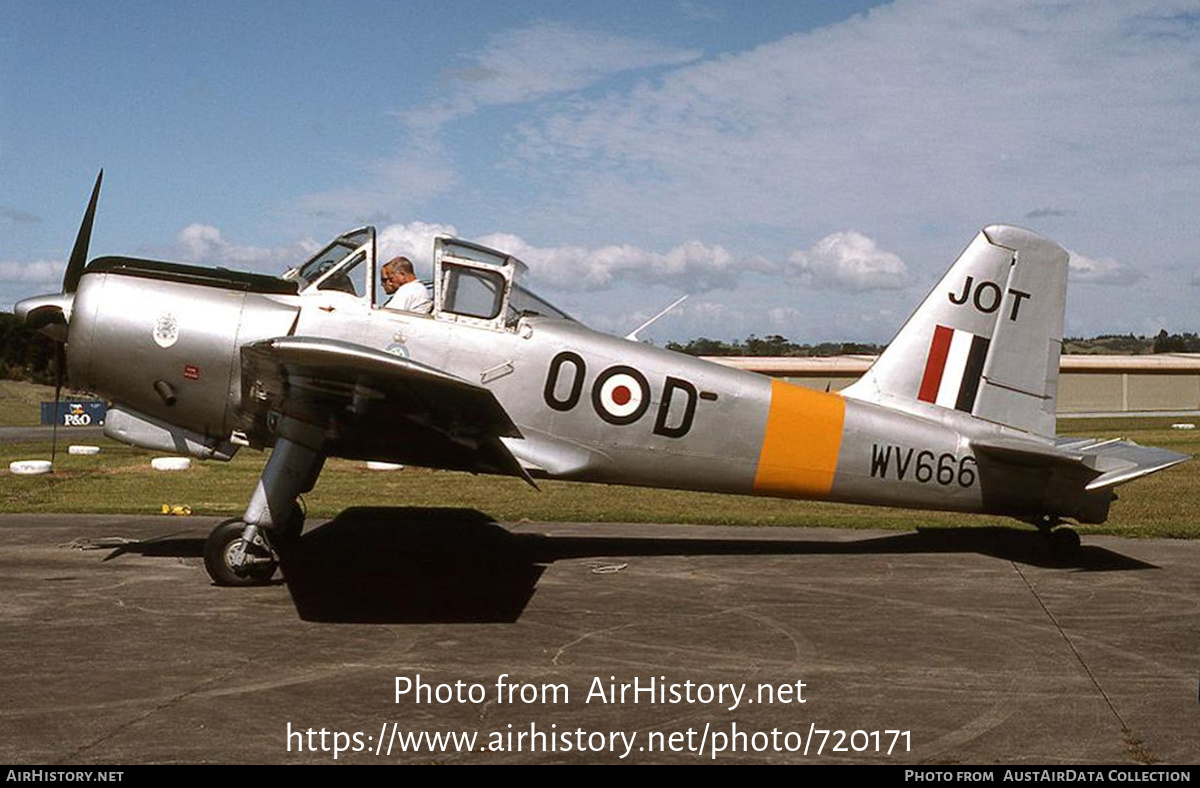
63, 169, 103, 294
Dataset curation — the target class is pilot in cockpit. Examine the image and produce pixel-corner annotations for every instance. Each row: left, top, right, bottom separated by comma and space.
381, 256, 432, 314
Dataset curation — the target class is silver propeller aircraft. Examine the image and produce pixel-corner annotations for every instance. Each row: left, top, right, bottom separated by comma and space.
16, 173, 1189, 585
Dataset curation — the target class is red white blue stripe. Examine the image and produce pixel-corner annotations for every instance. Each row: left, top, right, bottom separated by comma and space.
918, 325, 989, 412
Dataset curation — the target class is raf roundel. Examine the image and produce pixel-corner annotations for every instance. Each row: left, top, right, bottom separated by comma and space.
592, 366, 651, 425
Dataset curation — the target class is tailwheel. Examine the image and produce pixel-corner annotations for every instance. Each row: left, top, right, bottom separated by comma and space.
1029, 515, 1082, 562
1049, 526, 1082, 559
203, 519, 278, 586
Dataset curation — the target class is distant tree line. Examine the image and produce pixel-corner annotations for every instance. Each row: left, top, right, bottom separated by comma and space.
0, 312, 57, 384
669, 331, 1200, 358
1151, 330, 1200, 354
666, 334, 884, 357
1064, 331, 1200, 355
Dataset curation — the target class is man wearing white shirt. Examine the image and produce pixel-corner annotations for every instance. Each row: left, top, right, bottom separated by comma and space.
381, 256, 432, 314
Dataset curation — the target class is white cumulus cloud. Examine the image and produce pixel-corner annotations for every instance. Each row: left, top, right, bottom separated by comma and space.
472, 232, 741, 292
786, 231, 908, 291
173, 224, 320, 270
0, 259, 65, 284
1066, 249, 1144, 286
378, 221, 461, 272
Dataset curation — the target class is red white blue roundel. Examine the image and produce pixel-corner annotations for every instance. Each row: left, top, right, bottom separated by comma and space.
592, 366, 651, 425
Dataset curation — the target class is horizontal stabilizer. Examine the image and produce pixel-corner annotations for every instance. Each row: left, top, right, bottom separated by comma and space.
972, 435, 1189, 490
971, 435, 1081, 466
1067, 439, 1191, 491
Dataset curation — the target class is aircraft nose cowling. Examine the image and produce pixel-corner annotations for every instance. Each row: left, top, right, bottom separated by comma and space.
14, 293, 74, 343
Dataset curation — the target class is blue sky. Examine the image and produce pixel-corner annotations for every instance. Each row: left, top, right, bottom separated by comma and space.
2, 0, 1198, 343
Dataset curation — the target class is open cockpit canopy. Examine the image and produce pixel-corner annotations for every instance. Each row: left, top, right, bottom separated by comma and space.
434, 236, 577, 328
283, 227, 576, 326
283, 227, 376, 299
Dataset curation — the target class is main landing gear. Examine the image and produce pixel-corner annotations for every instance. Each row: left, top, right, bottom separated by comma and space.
203, 424, 325, 586
204, 519, 282, 586
203, 503, 306, 586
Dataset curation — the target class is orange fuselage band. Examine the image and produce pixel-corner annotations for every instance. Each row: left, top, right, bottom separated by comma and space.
752, 380, 846, 499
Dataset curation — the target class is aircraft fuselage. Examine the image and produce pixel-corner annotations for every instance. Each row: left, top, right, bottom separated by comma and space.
65, 262, 1108, 523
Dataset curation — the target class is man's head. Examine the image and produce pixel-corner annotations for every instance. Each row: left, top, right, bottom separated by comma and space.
381, 256, 416, 294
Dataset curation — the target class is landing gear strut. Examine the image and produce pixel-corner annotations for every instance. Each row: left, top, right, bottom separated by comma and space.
203, 423, 324, 586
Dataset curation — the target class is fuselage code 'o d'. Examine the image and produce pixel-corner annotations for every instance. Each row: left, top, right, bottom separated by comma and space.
543, 351, 702, 438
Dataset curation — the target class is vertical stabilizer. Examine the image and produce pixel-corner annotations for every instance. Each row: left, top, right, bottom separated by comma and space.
844, 225, 1067, 437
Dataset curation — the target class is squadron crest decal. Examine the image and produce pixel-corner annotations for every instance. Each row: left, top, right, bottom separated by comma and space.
152, 311, 179, 348
384, 331, 411, 359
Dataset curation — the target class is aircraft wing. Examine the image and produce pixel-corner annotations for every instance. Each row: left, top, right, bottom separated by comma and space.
972, 434, 1189, 491
239, 336, 533, 483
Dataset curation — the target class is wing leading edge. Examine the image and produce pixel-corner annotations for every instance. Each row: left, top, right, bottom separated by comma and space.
239, 336, 533, 483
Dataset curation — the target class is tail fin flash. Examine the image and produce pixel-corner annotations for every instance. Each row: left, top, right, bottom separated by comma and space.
844, 225, 1068, 437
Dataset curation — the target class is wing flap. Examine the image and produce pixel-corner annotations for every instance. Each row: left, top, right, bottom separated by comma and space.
240, 336, 532, 482
500, 427, 613, 478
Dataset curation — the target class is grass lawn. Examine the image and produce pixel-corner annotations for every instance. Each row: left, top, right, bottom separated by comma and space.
2, 413, 1195, 538
0, 380, 61, 427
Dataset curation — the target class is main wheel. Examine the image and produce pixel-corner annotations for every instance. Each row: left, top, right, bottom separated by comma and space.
203, 519, 277, 586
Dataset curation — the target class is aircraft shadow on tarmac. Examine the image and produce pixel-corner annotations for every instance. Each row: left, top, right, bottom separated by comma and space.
94, 506, 1155, 624
103, 506, 1154, 624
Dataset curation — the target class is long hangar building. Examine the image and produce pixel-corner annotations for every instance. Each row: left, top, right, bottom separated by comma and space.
710, 353, 1200, 416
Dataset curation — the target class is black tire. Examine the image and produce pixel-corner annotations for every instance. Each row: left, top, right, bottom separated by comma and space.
203, 519, 277, 586
1049, 527, 1082, 561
